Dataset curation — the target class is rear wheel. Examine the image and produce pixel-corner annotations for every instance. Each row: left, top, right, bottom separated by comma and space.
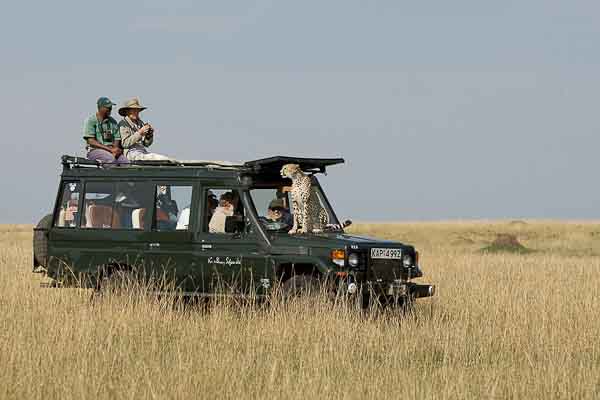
33, 214, 53, 270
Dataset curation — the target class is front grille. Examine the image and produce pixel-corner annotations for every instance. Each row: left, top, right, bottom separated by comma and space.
368, 259, 405, 281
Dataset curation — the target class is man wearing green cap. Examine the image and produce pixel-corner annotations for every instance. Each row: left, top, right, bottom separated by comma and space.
82, 97, 128, 164
267, 198, 293, 226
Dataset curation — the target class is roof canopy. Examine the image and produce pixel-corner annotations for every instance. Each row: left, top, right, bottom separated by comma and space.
244, 156, 344, 174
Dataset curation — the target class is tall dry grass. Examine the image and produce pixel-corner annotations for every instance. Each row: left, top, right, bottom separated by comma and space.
1, 221, 599, 399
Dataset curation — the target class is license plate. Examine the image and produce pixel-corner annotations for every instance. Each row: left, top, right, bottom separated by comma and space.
371, 248, 402, 259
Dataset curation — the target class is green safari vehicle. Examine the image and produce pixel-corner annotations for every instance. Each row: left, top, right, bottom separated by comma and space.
33, 155, 435, 305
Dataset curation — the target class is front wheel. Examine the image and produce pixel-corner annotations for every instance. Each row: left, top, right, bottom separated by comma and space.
281, 275, 321, 297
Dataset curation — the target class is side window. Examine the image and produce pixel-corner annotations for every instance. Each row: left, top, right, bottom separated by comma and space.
310, 186, 331, 222
82, 182, 116, 229
310, 180, 340, 226
54, 182, 81, 228
82, 182, 153, 230
155, 185, 193, 231
204, 188, 244, 234
250, 188, 292, 228
114, 182, 154, 230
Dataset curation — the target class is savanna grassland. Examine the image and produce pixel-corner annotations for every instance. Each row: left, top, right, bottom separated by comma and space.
1, 221, 600, 399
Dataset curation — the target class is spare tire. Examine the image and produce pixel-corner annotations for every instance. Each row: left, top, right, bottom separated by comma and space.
33, 214, 53, 270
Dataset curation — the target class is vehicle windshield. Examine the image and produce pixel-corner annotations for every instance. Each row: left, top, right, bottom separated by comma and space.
249, 178, 342, 233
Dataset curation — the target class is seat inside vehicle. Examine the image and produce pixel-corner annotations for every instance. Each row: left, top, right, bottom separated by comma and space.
85, 204, 120, 229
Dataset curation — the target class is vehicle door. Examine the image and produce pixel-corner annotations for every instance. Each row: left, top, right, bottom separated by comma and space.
196, 186, 269, 295
142, 182, 204, 293
48, 180, 154, 285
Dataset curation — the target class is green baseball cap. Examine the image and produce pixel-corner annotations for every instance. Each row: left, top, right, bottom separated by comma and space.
268, 199, 286, 210
97, 97, 116, 109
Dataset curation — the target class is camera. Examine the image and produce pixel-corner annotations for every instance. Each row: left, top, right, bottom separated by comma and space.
144, 122, 154, 136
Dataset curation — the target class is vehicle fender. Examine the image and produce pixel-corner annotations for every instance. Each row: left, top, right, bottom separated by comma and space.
270, 255, 334, 276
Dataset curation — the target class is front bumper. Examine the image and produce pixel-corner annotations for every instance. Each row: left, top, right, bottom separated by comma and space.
339, 278, 435, 299
408, 283, 436, 298
377, 281, 435, 298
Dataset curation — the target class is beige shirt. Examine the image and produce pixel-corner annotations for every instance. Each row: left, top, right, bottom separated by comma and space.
209, 206, 234, 233
118, 117, 154, 156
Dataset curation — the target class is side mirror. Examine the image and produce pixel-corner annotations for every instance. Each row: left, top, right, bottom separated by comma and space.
343, 219, 353, 228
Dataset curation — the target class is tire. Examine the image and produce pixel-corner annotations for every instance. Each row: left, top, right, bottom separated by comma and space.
374, 295, 415, 311
99, 270, 139, 294
33, 214, 53, 269
282, 274, 321, 297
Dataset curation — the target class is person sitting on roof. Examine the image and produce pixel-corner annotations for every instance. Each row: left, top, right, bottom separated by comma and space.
117, 97, 171, 162
83, 97, 128, 164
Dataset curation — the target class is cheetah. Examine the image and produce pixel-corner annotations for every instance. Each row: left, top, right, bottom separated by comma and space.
280, 164, 329, 234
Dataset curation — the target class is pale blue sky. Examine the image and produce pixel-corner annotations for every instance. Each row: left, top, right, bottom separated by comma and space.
1, 0, 599, 223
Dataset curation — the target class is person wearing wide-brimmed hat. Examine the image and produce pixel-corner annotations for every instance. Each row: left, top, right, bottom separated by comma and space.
83, 97, 128, 164
117, 97, 170, 161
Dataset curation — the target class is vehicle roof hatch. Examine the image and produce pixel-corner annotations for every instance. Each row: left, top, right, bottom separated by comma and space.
244, 156, 344, 175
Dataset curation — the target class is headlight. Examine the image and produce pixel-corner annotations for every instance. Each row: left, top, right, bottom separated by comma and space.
330, 249, 345, 267
348, 253, 360, 267
402, 254, 413, 267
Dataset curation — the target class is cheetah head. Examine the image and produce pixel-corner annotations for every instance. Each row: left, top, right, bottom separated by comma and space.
280, 163, 303, 179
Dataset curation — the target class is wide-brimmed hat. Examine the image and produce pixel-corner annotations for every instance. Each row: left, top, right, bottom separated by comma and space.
118, 97, 147, 116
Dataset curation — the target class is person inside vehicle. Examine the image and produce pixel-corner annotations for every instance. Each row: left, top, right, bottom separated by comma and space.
267, 199, 292, 225
176, 191, 218, 231
83, 97, 128, 164
209, 192, 235, 233
117, 98, 171, 162
204, 191, 218, 223
258, 198, 292, 231
156, 186, 179, 230
57, 190, 79, 227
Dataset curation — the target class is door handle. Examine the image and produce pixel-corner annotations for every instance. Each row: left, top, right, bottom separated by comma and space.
149, 243, 161, 249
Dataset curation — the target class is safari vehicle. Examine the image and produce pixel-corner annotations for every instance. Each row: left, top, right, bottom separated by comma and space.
33, 155, 435, 306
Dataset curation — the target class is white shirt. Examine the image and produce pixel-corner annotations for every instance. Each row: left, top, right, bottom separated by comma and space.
176, 208, 190, 230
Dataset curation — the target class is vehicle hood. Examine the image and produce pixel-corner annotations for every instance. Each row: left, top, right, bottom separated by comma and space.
268, 231, 409, 255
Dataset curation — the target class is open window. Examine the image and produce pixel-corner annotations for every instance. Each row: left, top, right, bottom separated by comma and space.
248, 177, 341, 233
82, 182, 116, 229
54, 181, 81, 228
82, 182, 153, 230
307, 177, 340, 228
203, 188, 245, 234
154, 185, 193, 231
249, 187, 293, 232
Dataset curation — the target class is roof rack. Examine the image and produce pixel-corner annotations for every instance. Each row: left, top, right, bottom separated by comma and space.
60, 155, 345, 174
60, 155, 247, 170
